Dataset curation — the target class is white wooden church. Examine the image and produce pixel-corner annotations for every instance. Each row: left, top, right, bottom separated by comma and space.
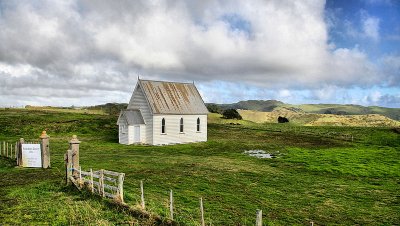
117, 79, 209, 145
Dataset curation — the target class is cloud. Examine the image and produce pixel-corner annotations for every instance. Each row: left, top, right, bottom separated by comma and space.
364, 91, 400, 107
366, 91, 382, 103
339, 11, 381, 42
0, 0, 397, 107
361, 13, 380, 41
380, 55, 400, 86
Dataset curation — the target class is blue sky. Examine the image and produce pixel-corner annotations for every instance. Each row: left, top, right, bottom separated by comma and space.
0, 0, 399, 107
326, 0, 400, 57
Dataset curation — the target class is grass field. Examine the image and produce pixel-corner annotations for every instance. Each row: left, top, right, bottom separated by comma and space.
0, 108, 399, 225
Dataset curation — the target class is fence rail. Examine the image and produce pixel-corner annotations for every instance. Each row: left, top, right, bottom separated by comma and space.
68, 166, 125, 203
0, 141, 19, 161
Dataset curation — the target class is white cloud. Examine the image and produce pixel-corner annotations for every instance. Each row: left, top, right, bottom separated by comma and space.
278, 89, 292, 99
381, 55, 400, 86
311, 85, 338, 101
0, 0, 396, 107
367, 91, 383, 103
363, 91, 400, 107
339, 11, 381, 42
362, 15, 380, 41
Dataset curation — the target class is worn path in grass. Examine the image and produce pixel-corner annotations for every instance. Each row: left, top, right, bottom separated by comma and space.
0, 109, 399, 225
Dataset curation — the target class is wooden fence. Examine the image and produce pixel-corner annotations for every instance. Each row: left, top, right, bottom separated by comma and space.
0, 131, 50, 168
63, 135, 315, 225
133, 180, 279, 226
0, 141, 18, 161
0, 140, 39, 161
67, 166, 125, 203
62, 135, 268, 225
65, 135, 125, 203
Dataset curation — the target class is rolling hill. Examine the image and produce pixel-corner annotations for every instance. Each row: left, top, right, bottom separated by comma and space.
208, 100, 400, 121
238, 109, 400, 127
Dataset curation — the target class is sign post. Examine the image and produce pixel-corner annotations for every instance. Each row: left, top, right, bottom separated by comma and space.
18, 131, 51, 168
21, 143, 42, 168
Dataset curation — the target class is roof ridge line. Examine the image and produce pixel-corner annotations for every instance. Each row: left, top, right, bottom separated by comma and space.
139, 79, 194, 85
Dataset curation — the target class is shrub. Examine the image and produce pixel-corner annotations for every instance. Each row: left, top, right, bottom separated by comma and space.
206, 104, 222, 114
222, 109, 242, 120
278, 116, 289, 123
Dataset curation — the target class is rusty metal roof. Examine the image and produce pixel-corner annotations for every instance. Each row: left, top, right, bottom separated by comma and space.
139, 79, 209, 115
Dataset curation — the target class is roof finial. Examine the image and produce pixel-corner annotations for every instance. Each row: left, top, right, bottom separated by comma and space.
138, 74, 140, 81
192, 80, 195, 84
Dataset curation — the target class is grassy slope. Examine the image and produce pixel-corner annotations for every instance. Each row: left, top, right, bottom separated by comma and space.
215, 100, 400, 121
0, 109, 399, 225
238, 109, 400, 127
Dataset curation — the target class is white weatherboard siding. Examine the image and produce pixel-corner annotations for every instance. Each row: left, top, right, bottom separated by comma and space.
139, 125, 146, 143
118, 124, 129, 145
127, 85, 153, 144
128, 125, 134, 144
153, 115, 207, 145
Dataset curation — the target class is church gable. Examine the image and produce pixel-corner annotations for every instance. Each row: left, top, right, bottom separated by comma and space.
117, 109, 145, 125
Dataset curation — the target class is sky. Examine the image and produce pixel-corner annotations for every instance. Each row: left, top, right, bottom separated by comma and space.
0, 0, 399, 108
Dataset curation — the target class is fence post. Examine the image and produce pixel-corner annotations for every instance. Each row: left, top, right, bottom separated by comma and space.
3, 141, 5, 156
256, 209, 262, 226
100, 169, 105, 197
90, 168, 94, 193
69, 135, 80, 177
118, 173, 124, 203
40, 131, 50, 168
18, 138, 24, 166
7, 142, 9, 158
200, 197, 205, 226
310, 221, 314, 226
169, 190, 174, 220
15, 142, 17, 159
10, 143, 13, 159
141, 180, 145, 209
65, 149, 73, 185
79, 166, 82, 188
0, 141, 2, 156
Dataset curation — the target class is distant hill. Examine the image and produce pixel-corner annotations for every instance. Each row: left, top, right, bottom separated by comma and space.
218, 100, 285, 112
87, 103, 128, 115
207, 100, 400, 121
238, 109, 400, 127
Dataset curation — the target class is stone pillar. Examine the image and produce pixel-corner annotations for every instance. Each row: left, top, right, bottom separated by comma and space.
17, 138, 24, 166
69, 135, 80, 177
40, 131, 50, 168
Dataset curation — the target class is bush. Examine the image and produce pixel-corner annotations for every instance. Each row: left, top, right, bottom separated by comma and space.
278, 116, 289, 123
206, 104, 222, 114
222, 109, 242, 120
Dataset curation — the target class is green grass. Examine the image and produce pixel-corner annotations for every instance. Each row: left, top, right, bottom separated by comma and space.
0, 108, 399, 225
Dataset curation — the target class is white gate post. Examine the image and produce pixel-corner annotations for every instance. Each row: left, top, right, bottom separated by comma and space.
40, 131, 50, 168
69, 135, 80, 177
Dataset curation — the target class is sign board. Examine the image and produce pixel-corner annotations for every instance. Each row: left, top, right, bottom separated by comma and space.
22, 144, 42, 168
